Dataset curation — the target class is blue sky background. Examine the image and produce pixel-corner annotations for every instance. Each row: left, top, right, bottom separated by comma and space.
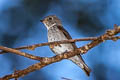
0, 0, 120, 80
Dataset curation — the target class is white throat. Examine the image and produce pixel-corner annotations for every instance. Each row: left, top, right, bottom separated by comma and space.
44, 23, 57, 30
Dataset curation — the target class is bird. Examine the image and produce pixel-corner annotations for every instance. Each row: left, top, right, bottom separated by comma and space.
40, 15, 91, 76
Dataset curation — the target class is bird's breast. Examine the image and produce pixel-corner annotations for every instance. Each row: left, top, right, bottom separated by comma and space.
48, 27, 74, 54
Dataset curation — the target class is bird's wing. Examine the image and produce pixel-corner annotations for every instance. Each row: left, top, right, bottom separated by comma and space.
57, 26, 77, 49
57, 26, 91, 76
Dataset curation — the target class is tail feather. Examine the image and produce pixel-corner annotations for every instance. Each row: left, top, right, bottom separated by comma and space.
82, 63, 91, 76
69, 55, 91, 76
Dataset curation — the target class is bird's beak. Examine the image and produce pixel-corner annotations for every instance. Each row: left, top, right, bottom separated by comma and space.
40, 19, 44, 22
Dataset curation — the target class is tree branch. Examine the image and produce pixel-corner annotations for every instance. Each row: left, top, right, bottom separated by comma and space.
0, 25, 120, 80
0, 36, 120, 54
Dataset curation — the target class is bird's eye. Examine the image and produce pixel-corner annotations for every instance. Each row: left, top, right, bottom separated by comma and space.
48, 17, 53, 20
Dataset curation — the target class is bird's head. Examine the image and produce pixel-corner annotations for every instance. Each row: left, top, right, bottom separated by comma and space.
40, 15, 62, 30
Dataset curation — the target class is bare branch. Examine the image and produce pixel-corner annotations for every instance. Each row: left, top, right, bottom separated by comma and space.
13, 36, 120, 50
0, 46, 43, 61
0, 25, 120, 80
0, 36, 120, 54
0, 37, 98, 54
61, 77, 72, 80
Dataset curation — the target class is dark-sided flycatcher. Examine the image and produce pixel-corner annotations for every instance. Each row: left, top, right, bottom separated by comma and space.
40, 15, 91, 76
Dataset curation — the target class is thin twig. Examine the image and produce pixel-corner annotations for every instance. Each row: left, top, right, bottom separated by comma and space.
0, 36, 120, 54
61, 77, 72, 80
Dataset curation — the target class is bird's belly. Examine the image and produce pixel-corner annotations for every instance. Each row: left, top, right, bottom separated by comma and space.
52, 44, 74, 54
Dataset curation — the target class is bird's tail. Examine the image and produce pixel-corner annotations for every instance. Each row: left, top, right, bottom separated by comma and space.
69, 55, 91, 76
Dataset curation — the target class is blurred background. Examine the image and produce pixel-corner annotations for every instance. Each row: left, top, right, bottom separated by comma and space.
0, 0, 120, 80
